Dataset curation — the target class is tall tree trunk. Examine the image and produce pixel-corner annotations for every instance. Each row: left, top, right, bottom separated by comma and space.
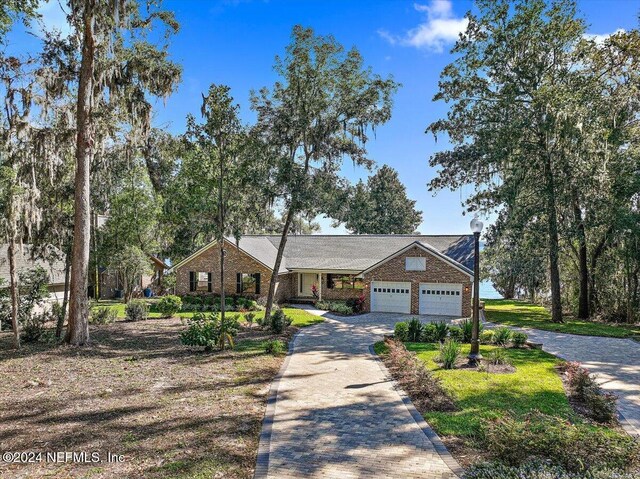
263, 205, 295, 322
218, 148, 225, 323
588, 229, 611, 314
542, 151, 563, 323
66, 0, 95, 345
8, 240, 20, 349
56, 250, 72, 338
574, 204, 589, 319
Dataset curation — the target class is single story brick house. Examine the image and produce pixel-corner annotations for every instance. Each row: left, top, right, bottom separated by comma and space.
169, 235, 475, 317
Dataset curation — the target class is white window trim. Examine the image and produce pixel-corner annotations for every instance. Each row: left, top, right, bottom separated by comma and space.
405, 256, 426, 271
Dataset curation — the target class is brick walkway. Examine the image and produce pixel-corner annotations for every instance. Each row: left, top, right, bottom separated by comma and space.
485, 315, 640, 437
255, 309, 460, 479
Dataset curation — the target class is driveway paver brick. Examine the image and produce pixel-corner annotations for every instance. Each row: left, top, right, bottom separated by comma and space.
256, 309, 461, 479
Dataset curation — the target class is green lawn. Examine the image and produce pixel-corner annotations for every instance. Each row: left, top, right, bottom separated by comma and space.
419, 343, 569, 438
375, 341, 570, 438
484, 299, 640, 339
92, 301, 324, 328
91, 300, 163, 318
252, 308, 325, 328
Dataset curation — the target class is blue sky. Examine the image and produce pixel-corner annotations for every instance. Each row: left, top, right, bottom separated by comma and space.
33, 0, 640, 235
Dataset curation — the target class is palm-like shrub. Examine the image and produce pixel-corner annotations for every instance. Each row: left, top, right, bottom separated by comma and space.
217, 314, 240, 350
407, 318, 423, 342
493, 327, 513, 346
438, 339, 461, 369
394, 322, 409, 341
434, 321, 449, 343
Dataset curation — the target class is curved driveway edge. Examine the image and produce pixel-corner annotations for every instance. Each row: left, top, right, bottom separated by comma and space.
254, 309, 460, 479
483, 312, 640, 438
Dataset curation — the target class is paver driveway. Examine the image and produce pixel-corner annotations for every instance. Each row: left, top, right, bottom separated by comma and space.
255, 309, 460, 479
487, 323, 640, 437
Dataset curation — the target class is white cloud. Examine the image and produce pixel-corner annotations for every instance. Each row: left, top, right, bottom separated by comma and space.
379, 0, 468, 53
583, 28, 625, 45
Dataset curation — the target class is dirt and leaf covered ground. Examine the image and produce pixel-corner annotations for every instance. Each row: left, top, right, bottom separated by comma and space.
0, 317, 297, 479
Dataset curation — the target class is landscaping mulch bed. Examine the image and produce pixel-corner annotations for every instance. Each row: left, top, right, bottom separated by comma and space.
0, 318, 291, 479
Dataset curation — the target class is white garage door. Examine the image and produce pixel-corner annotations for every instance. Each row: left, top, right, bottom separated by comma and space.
419, 283, 462, 316
371, 281, 411, 314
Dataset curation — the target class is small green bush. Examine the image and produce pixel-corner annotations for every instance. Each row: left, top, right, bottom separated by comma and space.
157, 295, 182, 318
449, 326, 464, 342
125, 300, 148, 322
407, 318, 423, 342
394, 322, 409, 341
21, 311, 49, 343
180, 312, 218, 351
480, 329, 495, 344
180, 312, 239, 351
493, 327, 513, 346
270, 308, 292, 334
265, 339, 286, 355
483, 411, 639, 472
434, 321, 449, 343
90, 306, 117, 325
245, 311, 256, 327
487, 348, 511, 366
511, 331, 528, 348
421, 323, 438, 342
438, 339, 461, 369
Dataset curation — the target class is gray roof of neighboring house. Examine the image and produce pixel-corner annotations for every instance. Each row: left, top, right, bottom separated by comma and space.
233, 234, 474, 274
0, 244, 66, 285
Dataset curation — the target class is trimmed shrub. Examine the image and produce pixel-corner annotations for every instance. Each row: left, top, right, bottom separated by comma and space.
480, 329, 495, 344
511, 331, 528, 348
265, 339, 286, 355
438, 339, 461, 369
421, 323, 438, 342
483, 411, 639, 472
407, 318, 423, 342
21, 311, 49, 343
270, 308, 292, 334
157, 295, 182, 318
449, 326, 464, 342
493, 327, 513, 346
394, 322, 409, 341
125, 300, 148, 322
90, 306, 117, 325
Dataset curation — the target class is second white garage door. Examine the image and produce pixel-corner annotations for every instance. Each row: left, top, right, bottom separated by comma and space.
419, 283, 462, 316
371, 281, 411, 314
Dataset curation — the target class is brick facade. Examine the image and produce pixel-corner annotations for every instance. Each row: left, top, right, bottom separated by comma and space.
174, 242, 472, 317
174, 241, 274, 300
362, 245, 472, 317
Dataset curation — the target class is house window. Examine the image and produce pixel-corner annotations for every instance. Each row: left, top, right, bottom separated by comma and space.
405, 257, 426, 271
236, 273, 261, 295
326, 274, 364, 290
190, 272, 212, 292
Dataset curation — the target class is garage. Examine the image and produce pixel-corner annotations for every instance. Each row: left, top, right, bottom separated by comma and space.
419, 283, 463, 316
371, 281, 411, 314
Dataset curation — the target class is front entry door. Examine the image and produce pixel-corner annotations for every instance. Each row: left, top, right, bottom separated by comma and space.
300, 273, 318, 297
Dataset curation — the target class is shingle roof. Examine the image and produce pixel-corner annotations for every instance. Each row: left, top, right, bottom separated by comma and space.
0, 244, 66, 286
235, 234, 474, 273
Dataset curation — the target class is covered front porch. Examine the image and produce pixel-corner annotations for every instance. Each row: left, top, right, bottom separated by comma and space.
290, 270, 365, 302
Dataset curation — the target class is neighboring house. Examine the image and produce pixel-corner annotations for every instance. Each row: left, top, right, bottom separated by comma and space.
98, 254, 169, 299
170, 235, 475, 317
0, 244, 67, 301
